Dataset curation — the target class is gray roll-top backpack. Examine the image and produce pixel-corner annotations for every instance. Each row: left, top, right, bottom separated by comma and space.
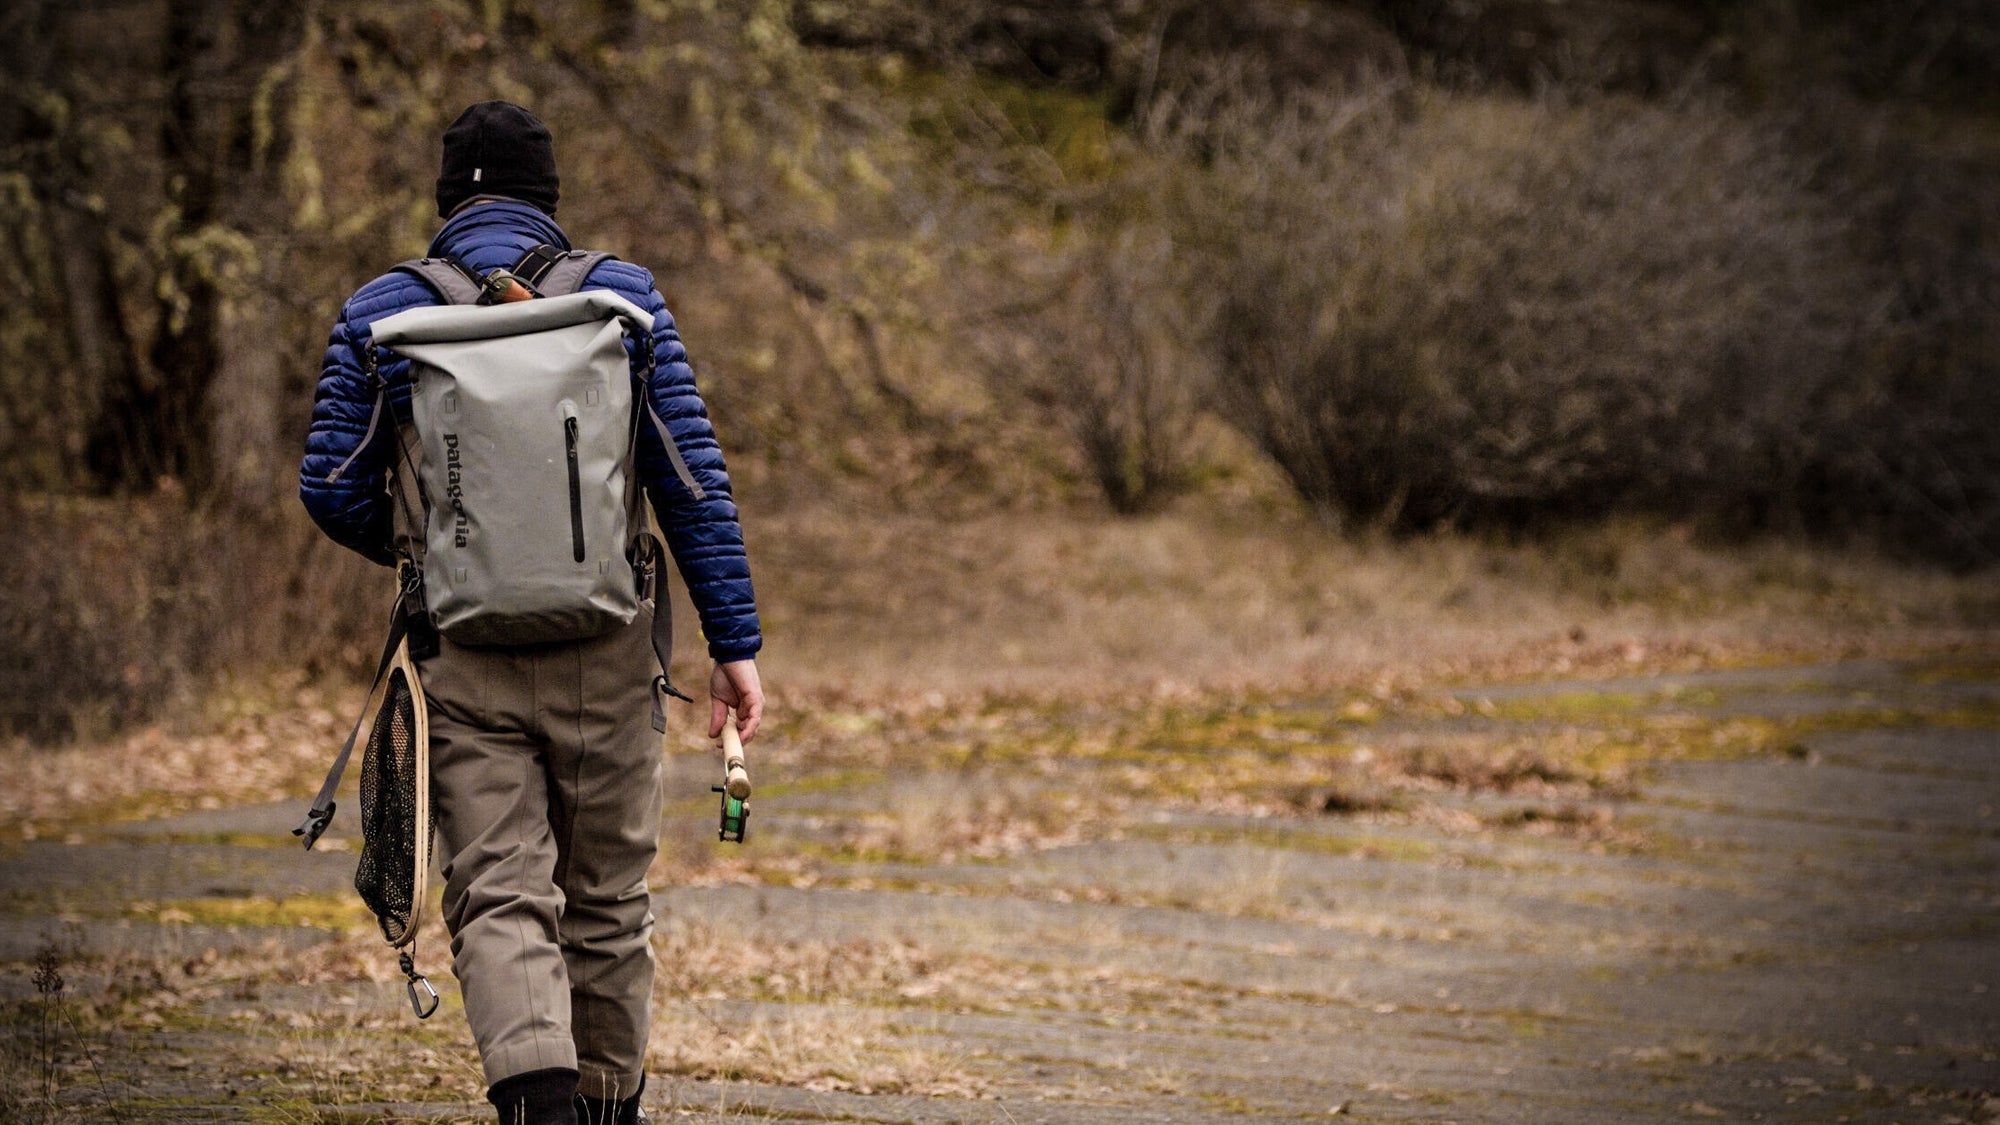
348, 244, 704, 688
296, 247, 701, 942
366, 246, 703, 651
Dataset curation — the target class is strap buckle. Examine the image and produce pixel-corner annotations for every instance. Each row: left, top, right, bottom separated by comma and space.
476, 267, 533, 304
291, 803, 335, 850
651, 673, 692, 735
398, 565, 439, 661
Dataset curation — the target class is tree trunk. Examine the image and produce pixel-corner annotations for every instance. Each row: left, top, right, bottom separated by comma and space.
54, 205, 152, 486
83, 0, 302, 495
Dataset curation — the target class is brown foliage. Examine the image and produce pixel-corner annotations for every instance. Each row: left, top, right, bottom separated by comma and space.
0, 492, 382, 743
1174, 82, 1998, 560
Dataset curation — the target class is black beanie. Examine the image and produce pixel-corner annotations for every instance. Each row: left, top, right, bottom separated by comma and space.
436, 101, 560, 218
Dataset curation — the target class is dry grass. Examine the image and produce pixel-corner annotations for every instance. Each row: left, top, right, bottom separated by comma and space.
0, 671, 358, 838
647, 1005, 981, 1096
830, 770, 1089, 863
2, 504, 1993, 845
648, 911, 1211, 1022
0, 904, 1008, 1104
751, 509, 1998, 706
0, 922, 488, 1120
1, 910, 1174, 1113
649, 653, 2000, 886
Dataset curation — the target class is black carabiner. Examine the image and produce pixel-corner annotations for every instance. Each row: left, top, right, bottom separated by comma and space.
399, 951, 440, 1020
407, 975, 440, 1019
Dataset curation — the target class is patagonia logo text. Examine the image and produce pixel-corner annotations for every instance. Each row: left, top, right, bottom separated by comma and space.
444, 433, 469, 548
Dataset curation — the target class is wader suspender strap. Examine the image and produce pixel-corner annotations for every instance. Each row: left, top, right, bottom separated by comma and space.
293, 570, 420, 849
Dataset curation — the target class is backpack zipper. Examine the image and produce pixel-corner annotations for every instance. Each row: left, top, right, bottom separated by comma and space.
562, 402, 585, 563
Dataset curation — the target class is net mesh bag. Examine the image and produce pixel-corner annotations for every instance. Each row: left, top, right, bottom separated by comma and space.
355, 665, 431, 946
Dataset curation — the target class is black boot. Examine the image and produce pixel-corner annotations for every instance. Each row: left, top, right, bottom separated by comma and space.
488, 1067, 580, 1125
575, 1074, 647, 1125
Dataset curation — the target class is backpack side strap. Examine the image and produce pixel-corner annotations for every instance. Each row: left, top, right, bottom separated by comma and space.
391, 257, 485, 306
631, 529, 692, 733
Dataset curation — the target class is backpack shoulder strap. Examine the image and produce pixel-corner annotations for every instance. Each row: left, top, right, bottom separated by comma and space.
391, 256, 484, 306
511, 243, 567, 290
528, 248, 619, 297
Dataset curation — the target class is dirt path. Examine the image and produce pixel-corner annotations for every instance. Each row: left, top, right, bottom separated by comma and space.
2, 658, 1994, 1123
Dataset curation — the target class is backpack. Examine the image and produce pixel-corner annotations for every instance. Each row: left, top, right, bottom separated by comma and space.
372, 246, 704, 645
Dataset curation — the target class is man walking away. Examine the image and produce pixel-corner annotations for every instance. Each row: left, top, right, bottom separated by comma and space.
300, 100, 765, 1125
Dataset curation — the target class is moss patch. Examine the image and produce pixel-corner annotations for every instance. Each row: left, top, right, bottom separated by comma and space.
126, 892, 372, 933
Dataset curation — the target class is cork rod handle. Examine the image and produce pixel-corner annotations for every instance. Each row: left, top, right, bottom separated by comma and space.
720, 712, 751, 800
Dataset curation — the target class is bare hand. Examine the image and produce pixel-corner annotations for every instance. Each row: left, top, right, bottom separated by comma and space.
709, 659, 764, 743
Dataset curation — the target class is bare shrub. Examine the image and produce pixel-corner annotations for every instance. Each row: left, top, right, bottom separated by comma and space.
1037, 228, 1203, 513
1778, 93, 2000, 566
0, 491, 383, 742
1374, 0, 1711, 95
1171, 83, 1930, 540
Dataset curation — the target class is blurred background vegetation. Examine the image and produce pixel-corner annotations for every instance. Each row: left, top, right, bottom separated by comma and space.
2, 0, 1996, 742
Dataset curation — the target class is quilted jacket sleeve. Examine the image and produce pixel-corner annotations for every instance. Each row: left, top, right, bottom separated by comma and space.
632, 284, 764, 660
625, 274, 763, 662
299, 305, 396, 567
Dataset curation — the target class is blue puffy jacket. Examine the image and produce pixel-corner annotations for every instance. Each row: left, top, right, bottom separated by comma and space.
299, 200, 762, 662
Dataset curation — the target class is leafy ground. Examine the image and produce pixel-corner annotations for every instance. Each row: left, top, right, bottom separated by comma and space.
0, 645, 1995, 1122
